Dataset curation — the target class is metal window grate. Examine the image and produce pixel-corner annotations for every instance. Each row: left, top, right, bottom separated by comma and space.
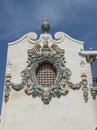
36, 62, 57, 87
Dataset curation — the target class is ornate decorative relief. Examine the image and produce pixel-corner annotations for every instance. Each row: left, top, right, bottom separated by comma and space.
4, 62, 12, 103
5, 38, 88, 104
27, 32, 41, 44
81, 79, 88, 102
27, 18, 64, 44
27, 32, 65, 45
4, 76, 11, 103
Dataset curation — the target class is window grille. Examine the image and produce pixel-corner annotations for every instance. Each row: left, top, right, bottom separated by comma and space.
36, 62, 57, 87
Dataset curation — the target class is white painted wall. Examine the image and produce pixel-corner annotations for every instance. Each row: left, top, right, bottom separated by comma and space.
0, 32, 97, 130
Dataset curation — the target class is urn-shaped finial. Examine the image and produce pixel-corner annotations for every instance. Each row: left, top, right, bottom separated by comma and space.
41, 17, 50, 33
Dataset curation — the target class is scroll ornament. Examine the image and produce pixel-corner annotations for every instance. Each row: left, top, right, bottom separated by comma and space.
5, 39, 88, 104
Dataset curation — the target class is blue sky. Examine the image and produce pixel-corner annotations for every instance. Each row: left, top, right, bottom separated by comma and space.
0, 0, 97, 113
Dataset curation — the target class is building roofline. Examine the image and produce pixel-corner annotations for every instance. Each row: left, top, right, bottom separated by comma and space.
8, 32, 84, 46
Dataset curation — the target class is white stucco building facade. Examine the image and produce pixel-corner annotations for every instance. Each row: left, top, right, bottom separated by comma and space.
0, 19, 97, 130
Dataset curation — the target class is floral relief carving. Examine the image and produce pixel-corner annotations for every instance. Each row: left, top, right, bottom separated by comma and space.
5, 38, 87, 104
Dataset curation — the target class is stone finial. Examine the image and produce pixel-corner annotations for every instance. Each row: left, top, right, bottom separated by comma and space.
41, 17, 50, 33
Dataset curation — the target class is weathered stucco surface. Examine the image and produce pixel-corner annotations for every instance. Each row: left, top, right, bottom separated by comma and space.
0, 32, 97, 130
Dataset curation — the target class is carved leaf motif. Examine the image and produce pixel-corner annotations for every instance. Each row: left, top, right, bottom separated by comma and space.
5, 37, 88, 104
